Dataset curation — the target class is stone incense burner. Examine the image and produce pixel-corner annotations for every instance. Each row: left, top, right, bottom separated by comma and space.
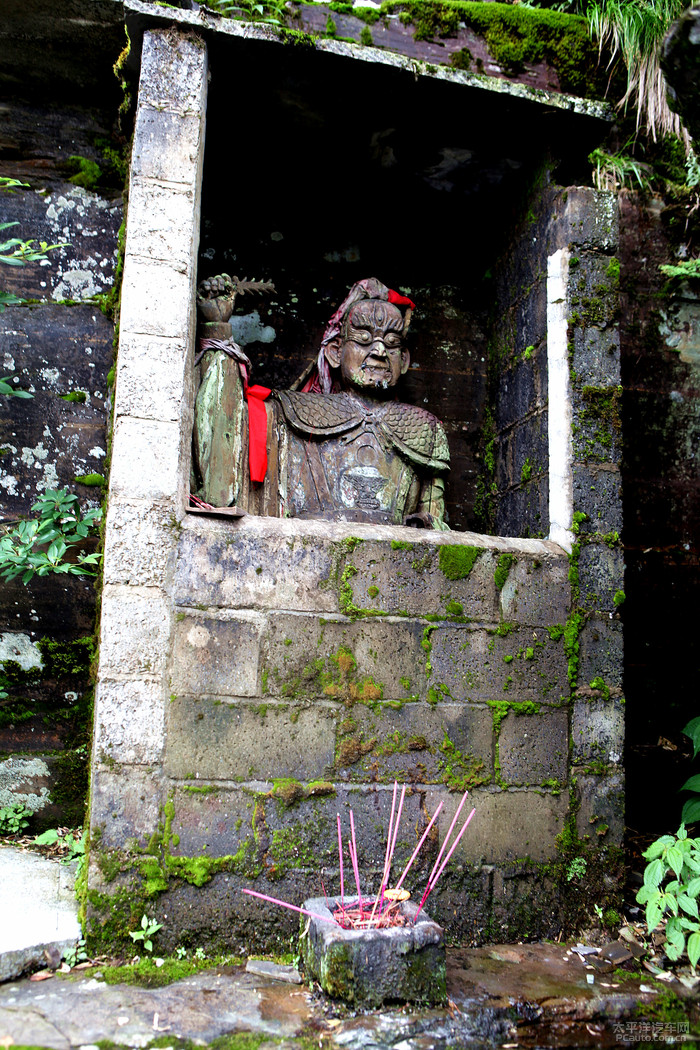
299, 896, 446, 1006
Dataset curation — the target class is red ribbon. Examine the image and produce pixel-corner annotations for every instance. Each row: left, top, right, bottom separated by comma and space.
246, 385, 271, 483
388, 289, 416, 310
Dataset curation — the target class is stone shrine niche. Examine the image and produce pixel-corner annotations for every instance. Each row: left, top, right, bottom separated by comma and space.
88, 18, 624, 957
193, 34, 601, 535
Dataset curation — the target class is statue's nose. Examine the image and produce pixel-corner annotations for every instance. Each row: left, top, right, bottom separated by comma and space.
370, 339, 388, 357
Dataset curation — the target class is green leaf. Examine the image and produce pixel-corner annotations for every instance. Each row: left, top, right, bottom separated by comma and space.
682, 797, 700, 825
34, 828, 60, 845
643, 836, 675, 860
667, 846, 684, 877
644, 858, 666, 888
683, 717, 700, 759
666, 915, 685, 946
646, 898, 665, 931
688, 932, 700, 969
679, 893, 699, 918
666, 942, 683, 961
680, 775, 700, 794
686, 877, 700, 897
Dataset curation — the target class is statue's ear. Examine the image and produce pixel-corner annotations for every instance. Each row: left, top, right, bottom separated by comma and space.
324, 337, 342, 369
400, 349, 410, 375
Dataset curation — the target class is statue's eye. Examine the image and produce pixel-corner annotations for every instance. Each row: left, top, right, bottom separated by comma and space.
353, 329, 372, 343
384, 333, 401, 348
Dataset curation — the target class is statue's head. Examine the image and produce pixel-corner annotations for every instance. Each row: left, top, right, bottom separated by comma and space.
323, 298, 410, 394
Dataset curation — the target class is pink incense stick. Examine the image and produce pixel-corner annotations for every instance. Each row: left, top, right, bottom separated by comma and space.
387, 783, 406, 878
369, 785, 396, 923
348, 810, 363, 908
241, 888, 338, 925
337, 813, 345, 917
395, 800, 443, 891
416, 807, 476, 919
426, 789, 469, 888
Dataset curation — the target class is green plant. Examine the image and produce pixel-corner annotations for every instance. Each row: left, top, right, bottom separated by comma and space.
679, 717, 700, 824
636, 825, 700, 967
34, 827, 86, 864
589, 147, 650, 191
129, 915, 163, 953
0, 804, 31, 834
0, 488, 102, 584
566, 856, 587, 881
0, 375, 32, 398
175, 946, 187, 959
659, 258, 700, 281
63, 938, 89, 968
0, 176, 69, 313
586, 0, 690, 143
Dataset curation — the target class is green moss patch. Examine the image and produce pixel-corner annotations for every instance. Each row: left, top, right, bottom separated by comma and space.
438, 544, 484, 580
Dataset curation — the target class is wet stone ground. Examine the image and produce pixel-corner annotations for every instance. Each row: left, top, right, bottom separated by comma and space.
1, 944, 697, 1049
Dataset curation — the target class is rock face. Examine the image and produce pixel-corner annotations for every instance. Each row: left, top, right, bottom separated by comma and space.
663, 6, 700, 143
300, 898, 446, 1006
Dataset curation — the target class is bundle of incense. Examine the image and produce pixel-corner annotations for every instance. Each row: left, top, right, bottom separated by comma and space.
240, 784, 476, 929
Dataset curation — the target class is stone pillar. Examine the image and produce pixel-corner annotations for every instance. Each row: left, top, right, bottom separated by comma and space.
88, 29, 207, 865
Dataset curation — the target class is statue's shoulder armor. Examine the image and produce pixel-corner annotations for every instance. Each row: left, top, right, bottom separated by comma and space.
380, 402, 451, 473
274, 390, 362, 437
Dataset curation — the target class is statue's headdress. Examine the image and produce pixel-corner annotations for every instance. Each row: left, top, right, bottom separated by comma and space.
293, 277, 416, 394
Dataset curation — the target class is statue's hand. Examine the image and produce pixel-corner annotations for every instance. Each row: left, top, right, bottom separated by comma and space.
197, 273, 236, 323
403, 512, 435, 529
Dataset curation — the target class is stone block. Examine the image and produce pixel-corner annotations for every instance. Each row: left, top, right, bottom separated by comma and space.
114, 333, 189, 423
119, 257, 195, 339
98, 586, 171, 677
89, 765, 165, 849
261, 613, 426, 701
494, 479, 549, 541
125, 179, 199, 273
109, 417, 182, 501
169, 785, 256, 859
577, 544, 625, 613
426, 867, 493, 944
174, 525, 339, 613
93, 679, 166, 764
168, 783, 426, 874
0, 756, 52, 814
170, 611, 263, 697
574, 771, 624, 846
425, 787, 568, 863
333, 702, 493, 785
571, 325, 620, 387
102, 499, 180, 587
491, 867, 563, 942
498, 709, 568, 786
561, 188, 618, 251
572, 696, 624, 765
431, 625, 568, 704
578, 615, 623, 689
495, 357, 538, 432
572, 464, 622, 535
0, 302, 112, 518
131, 108, 205, 185
138, 30, 209, 115
499, 555, 570, 626
164, 698, 336, 781
344, 540, 500, 620
0, 186, 121, 302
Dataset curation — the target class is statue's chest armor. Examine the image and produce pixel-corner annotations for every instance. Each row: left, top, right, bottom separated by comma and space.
285, 423, 417, 525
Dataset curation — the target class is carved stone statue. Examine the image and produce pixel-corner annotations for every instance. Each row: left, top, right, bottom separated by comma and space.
191, 276, 450, 529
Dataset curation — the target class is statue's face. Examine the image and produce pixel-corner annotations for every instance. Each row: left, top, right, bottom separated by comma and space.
326, 300, 409, 392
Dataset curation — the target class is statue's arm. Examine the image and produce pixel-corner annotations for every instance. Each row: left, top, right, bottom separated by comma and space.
192, 275, 249, 508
